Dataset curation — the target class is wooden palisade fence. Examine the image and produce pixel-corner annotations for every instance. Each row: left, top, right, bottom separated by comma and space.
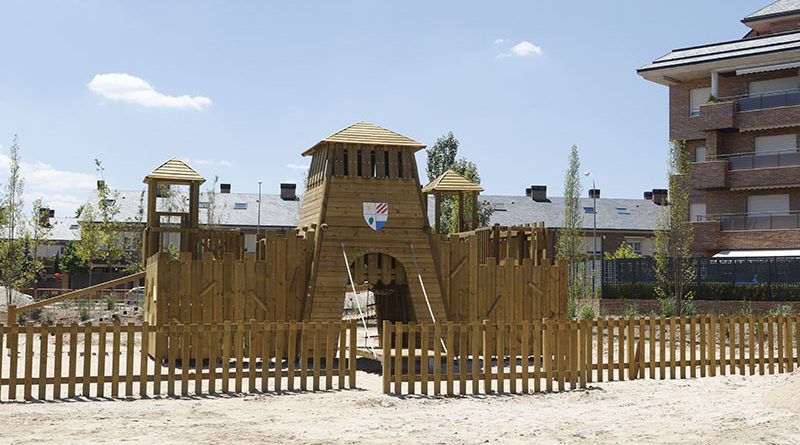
381, 315, 800, 395
0, 321, 357, 401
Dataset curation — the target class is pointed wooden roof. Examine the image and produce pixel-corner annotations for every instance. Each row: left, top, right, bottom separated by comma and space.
422, 170, 483, 194
144, 158, 206, 184
302, 121, 426, 156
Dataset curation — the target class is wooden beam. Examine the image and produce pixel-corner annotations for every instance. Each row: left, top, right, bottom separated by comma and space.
458, 192, 465, 232
471, 192, 478, 230
434, 193, 441, 235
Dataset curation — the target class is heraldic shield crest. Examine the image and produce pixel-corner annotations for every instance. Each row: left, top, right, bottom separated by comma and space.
363, 202, 388, 231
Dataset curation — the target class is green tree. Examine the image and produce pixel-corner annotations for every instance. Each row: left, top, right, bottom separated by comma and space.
604, 242, 642, 260
0, 136, 47, 305
556, 145, 588, 315
425, 132, 494, 234
654, 140, 695, 316
203, 175, 226, 229
121, 190, 146, 273
75, 159, 124, 284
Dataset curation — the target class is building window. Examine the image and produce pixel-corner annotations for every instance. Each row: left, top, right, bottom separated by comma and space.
234, 202, 248, 210
199, 202, 209, 209
690, 202, 707, 222
690, 87, 711, 117
629, 241, 642, 255
583, 207, 595, 214
695, 146, 707, 163
615, 207, 630, 215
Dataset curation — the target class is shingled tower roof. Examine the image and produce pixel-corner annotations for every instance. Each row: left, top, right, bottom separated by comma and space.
302, 121, 425, 156
144, 158, 206, 184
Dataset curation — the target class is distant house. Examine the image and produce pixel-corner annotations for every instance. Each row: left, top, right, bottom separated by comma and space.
430, 185, 664, 259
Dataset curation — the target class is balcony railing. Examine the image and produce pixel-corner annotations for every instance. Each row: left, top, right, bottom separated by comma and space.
719, 211, 800, 231
726, 149, 800, 170
738, 88, 800, 112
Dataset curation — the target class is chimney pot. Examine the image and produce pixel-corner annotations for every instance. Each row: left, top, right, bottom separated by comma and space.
280, 183, 297, 201
220, 183, 231, 194
652, 189, 668, 205
525, 187, 532, 197
644, 191, 653, 200
530, 185, 548, 202
588, 188, 600, 199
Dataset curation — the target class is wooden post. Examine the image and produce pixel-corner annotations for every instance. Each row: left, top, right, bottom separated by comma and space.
434, 194, 441, 235
458, 192, 465, 232
471, 192, 478, 230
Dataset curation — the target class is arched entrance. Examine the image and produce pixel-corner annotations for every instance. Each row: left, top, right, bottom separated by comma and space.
342, 252, 415, 349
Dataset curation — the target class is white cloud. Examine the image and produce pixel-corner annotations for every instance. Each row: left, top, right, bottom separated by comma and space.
88, 73, 212, 111
494, 38, 505, 44
287, 163, 310, 170
497, 40, 543, 59
0, 154, 99, 216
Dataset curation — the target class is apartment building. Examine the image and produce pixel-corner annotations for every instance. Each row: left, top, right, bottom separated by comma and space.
639, 0, 800, 256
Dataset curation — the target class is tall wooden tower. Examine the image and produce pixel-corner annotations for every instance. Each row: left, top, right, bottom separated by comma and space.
298, 122, 447, 323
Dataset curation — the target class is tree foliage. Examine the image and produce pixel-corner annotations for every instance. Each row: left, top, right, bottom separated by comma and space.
425, 132, 494, 234
0, 136, 49, 305
654, 140, 695, 316
556, 145, 587, 309
604, 242, 642, 260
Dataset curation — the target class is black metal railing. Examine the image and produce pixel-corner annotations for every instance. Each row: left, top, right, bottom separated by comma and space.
738, 88, 800, 112
727, 150, 800, 170
719, 211, 800, 231
602, 256, 800, 300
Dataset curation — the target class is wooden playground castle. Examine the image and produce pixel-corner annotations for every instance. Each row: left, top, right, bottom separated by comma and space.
141, 122, 567, 358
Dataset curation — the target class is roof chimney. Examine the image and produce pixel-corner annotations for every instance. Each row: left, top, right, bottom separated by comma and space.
38, 208, 53, 227
588, 188, 600, 199
530, 185, 549, 202
525, 187, 532, 197
220, 183, 231, 194
280, 183, 297, 201
644, 191, 653, 200
652, 189, 668, 205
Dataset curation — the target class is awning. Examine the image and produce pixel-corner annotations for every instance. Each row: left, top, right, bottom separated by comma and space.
736, 61, 800, 75
713, 249, 800, 258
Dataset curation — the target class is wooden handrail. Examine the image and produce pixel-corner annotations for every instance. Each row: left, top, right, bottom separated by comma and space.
8, 271, 146, 322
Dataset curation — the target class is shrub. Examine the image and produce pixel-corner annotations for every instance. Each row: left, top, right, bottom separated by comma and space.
105, 293, 115, 311
659, 297, 677, 317
621, 304, 639, 318
768, 305, 794, 317
78, 299, 90, 321
578, 305, 596, 320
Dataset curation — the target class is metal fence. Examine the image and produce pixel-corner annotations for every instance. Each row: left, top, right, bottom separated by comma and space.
602, 257, 800, 301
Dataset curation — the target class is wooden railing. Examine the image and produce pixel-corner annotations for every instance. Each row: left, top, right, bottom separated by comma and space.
381, 315, 800, 395
0, 320, 357, 401
7, 272, 146, 324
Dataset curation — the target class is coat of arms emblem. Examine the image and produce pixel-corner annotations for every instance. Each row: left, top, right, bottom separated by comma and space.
363, 202, 388, 231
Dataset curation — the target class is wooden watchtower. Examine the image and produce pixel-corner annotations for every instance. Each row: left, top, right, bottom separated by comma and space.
298, 122, 448, 324
422, 170, 484, 233
142, 158, 205, 260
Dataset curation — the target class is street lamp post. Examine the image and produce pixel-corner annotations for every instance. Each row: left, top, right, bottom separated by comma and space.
257, 180, 263, 237
585, 172, 597, 298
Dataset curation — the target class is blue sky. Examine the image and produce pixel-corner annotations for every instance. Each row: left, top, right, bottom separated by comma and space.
0, 0, 761, 216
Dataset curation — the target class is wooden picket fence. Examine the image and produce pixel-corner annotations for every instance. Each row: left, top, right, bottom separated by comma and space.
381, 315, 800, 395
0, 321, 357, 401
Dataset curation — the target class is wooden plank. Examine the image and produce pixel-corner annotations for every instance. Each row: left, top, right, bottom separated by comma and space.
167, 325, 177, 396
458, 324, 467, 394
300, 323, 308, 391
23, 324, 34, 401
690, 316, 697, 378
544, 320, 553, 393
471, 322, 481, 395
110, 323, 120, 398
382, 321, 392, 394
38, 324, 49, 400
288, 322, 297, 391
679, 317, 687, 379
784, 316, 793, 373
658, 317, 666, 380
648, 317, 656, 379
54, 324, 64, 399
708, 316, 717, 378
421, 323, 430, 395
446, 322, 454, 396
433, 323, 442, 396
719, 316, 727, 376
758, 316, 766, 375
82, 323, 91, 397
521, 321, 530, 393
235, 322, 245, 393
208, 323, 218, 395
222, 322, 231, 393
729, 317, 737, 375
125, 323, 134, 397
497, 322, 506, 393
396, 322, 404, 394
181, 324, 190, 396
139, 322, 149, 397
596, 318, 604, 382
313, 322, 322, 392
569, 320, 577, 389
738, 317, 746, 375
408, 323, 417, 395
195, 324, 205, 396
269, 323, 278, 393
325, 322, 335, 391
96, 324, 106, 398
699, 316, 707, 378
348, 320, 357, 389
555, 320, 565, 392
533, 320, 541, 393
8, 324, 19, 400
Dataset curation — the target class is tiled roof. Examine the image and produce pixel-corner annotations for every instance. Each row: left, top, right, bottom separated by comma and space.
428, 195, 662, 232
638, 31, 800, 72
744, 0, 800, 22
421, 170, 484, 194
144, 158, 206, 184
47, 217, 80, 242
302, 121, 425, 156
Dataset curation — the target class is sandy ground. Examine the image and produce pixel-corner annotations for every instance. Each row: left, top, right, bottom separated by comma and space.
2, 369, 800, 445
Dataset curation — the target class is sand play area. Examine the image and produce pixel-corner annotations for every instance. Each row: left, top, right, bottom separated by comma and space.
2, 368, 799, 445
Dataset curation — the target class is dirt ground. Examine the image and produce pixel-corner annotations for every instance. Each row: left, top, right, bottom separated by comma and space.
3, 368, 800, 445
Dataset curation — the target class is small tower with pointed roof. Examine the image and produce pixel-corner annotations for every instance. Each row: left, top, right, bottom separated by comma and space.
298, 122, 448, 324
142, 158, 206, 259
422, 170, 484, 234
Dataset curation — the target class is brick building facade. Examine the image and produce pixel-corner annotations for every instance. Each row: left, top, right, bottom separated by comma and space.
639, 0, 800, 256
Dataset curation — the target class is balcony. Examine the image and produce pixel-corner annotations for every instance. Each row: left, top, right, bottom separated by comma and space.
737, 88, 800, 112
723, 150, 800, 190
728, 150, 800, 170
697, 101, 737, 130
690, 160, 727, 190
720, 211, 800, 231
